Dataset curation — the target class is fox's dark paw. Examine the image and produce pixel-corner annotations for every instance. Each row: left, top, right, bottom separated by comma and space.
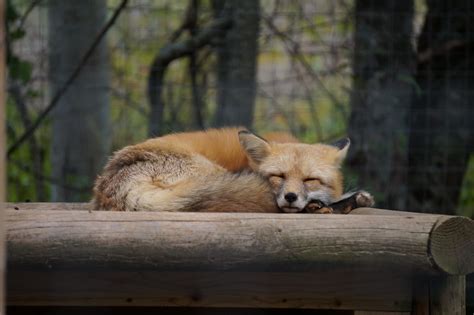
354, 191, 375, 208
304, 191, 374, 214
304, 200, 333, 214
311, 207, 333, 214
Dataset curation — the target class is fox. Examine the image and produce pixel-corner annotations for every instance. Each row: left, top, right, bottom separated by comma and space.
92, 127, 373, 213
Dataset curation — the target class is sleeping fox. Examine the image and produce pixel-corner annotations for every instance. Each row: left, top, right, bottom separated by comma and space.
92, 127, 373, 212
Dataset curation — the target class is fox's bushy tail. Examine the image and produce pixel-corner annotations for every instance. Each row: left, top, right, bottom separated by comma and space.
170, 172, 278, 212
94, 171, 278, 212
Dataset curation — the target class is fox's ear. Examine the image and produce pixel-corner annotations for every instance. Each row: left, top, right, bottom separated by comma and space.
330, 137, 350, 165
238, 130, 270, 164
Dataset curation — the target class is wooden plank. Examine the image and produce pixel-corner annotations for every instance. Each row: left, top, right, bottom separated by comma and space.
7, 270, 413, 311
411, 279, 429, 315
5, 202, 89, 211
468, 274, 473, 311
6, 307, 353, 315
2, 203, 414, 214
354, 312, 410, 315
429, 276, 465, 315
6, 209, 474, 275
0, 203, 440, 215
350, 208, 430, 216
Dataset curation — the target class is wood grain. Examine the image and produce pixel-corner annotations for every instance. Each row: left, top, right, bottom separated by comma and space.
5, 202, 90, 211
7, 270, 412, 311
468, 274, 474, 310
429, 276, 465, 315
411, 279, 429, 315
5, 306, 353, 315
6, 205, 473, 311
350, 208, 430, 216
6, 209, 474, 275
430, 217, 474, 275
354, 312, 410, 315
5, 203, 429, 214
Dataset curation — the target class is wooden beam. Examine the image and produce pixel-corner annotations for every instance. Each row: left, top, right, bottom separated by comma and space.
6, 209, 474, 275
468, 274, 474, 312
429, 276, 465, 315
5, 306, 353, 315
354, 312, 410, 315
350, 208, 430, 216
6, 206, 473, 311
412, 275, 466, 315
2, 203, 455, 216
7, 270, 413, 311
5, 202, 90, 211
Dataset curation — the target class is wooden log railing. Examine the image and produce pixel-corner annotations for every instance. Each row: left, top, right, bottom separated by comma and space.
4, 203, 474, 314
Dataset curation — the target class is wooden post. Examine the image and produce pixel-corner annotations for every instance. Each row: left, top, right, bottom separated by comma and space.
5, 209, 474, 275
412, 276, 466, 315
5, 207, 474, 312
354, 312, 410, 315
0, 0, 6, 313
468, 274, 474, 314
429, 276, 465, 315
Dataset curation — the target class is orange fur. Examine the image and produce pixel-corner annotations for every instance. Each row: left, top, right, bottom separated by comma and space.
92, 127, 349, 212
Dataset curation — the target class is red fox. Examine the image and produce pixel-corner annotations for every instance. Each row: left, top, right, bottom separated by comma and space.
92, 127, 373, 212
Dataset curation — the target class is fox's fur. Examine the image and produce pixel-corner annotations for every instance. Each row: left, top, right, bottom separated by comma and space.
92, 127, 352, 212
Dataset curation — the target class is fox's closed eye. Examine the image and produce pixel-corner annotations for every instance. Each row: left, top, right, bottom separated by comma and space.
270, 174, 285, 179
304, 177, 322, 183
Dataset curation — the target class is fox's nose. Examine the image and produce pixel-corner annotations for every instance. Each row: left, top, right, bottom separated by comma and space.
284, 192, 298, 203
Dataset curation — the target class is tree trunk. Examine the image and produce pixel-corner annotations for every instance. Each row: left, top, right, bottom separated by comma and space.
347, 0, 415, 209
48, 0, 110, 201
213, 0, 260, 128
407, 0, 474, 214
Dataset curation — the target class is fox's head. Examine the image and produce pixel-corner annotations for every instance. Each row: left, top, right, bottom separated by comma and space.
239, 131, 350, 213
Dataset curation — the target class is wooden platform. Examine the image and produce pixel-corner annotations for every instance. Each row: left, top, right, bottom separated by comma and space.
5, 203, 474, 314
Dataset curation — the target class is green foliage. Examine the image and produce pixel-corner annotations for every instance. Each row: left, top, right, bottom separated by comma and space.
6, 0, 49, 201
458, 155, 474, 218
8, 55, 32, 83
6, 0, 33, 83
5, 0, 474, 215
7, 100, 37, 201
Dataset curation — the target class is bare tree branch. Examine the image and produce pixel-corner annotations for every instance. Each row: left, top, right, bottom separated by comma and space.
9, 82, 46, 199
169, 0, 198, 43
7, 0, 129, 157
263, 14, 348, 120
147, 17, 232, 136
188, 0, 204, 129
257, 89, 298, 135
18, 0, 43, 29
9, 159, 88, 193
109, 87, 148, 117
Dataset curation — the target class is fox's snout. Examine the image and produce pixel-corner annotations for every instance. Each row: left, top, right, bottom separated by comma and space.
277, 186, 337, 213
277, 189, 308, 213
284, 192, 298, 203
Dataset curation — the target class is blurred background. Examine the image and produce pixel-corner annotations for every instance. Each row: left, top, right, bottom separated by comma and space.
5, 0, 474, 217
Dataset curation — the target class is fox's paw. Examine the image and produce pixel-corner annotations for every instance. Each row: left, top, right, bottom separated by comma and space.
304, 200, 333, 214
355, 191, 375, 208
311, 207, 334, 214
